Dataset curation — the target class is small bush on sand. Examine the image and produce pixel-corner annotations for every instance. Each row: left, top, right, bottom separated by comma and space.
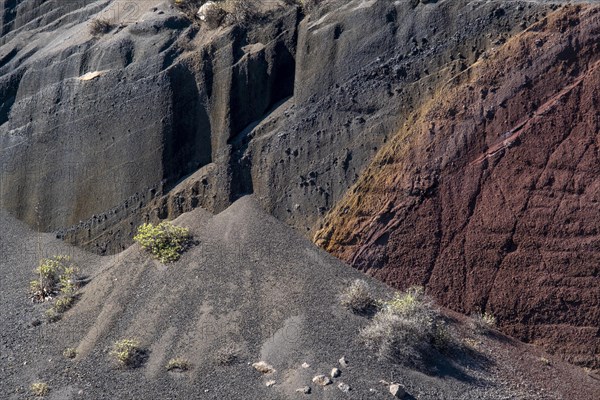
166, 358, 191, 372
469, 311, 497, 334
31, 256, 80, 323
52, 295, 75, 313
63, 347, 77, 359
111, 339, 144, 368
89, 18, 113, 36
339, 279, 379, 315
360, 286, 450, 365
30, 256, 79, 303
30, 382, 49, 397
134, 222, 192, 263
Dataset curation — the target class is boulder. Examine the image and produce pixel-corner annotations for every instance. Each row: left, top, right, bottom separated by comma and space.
296, 386, 311, 394
312, 375, 332, 386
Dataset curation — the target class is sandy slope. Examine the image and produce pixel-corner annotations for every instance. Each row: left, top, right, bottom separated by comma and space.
0, 196, 598, 399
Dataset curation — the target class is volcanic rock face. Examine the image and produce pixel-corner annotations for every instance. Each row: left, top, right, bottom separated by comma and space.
0, 0, 556, 252
315, 5, 600, 369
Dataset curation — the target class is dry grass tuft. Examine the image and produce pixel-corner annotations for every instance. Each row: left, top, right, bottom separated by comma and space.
339, 279, 379, 315
360, 286, 451, 365
469, 311, 497, 334
89, 18, 113, 36
215, 343, 241, 366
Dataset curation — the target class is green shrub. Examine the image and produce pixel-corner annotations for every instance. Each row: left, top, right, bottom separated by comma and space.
360, 286, 451, 365
166, 357, 191, 371
134, 222, 192, 263
63, 347, 77, 359
30, 256, 79, 303
52, 295, 75, 313
30, 256, 80, 323
111, 339, 144, 367
385, 286, 428, 314
30, 382, 49, 397
339, 279, 379, 315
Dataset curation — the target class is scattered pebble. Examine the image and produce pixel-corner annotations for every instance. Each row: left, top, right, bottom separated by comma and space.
339, 356, 348, 367
302, 362, 310, 368
266, 380, 276, 387
252, 361, 275, 374
296, 386, 311, 394
389, 383, 407, 398
338, 382, 350, 392
331, 367, 341, 378
312, 375, 333, 386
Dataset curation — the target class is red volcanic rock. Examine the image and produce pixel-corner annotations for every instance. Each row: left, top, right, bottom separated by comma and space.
315, 5, 600, 369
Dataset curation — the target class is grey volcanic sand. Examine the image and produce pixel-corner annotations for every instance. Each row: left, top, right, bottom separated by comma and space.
1, 196, 598, 399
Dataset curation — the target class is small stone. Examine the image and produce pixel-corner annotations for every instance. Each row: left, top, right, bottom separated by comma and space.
252, 361, 275, 374
312, 374, 333, 386
331, 367, 341, 378
338, 382, 350, 392
266, 380, 276, 387
302, 362, 310, 368
296, 386, 311, 394
339, 356, 348, 367
389, 383, 407, 398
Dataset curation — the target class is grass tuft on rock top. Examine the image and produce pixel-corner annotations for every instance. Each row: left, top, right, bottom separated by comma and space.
134, 222, 192, 263
173, 0, 260, 27
89, 18, 113, 36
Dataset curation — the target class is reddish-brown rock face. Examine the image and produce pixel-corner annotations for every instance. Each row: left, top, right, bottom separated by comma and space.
315, 5, 600, 369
